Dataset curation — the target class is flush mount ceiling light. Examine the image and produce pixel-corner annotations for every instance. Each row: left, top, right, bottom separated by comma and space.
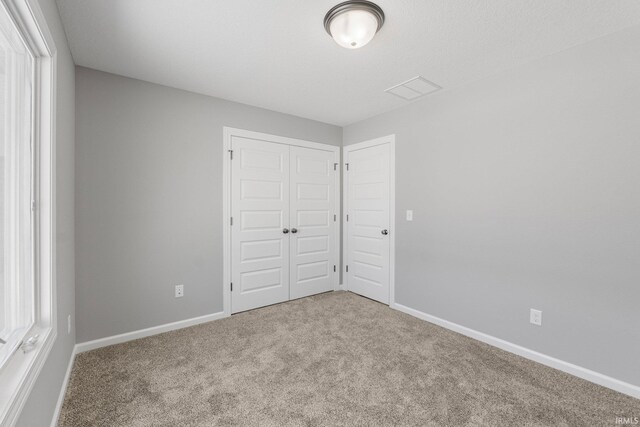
323, 1, 385, 49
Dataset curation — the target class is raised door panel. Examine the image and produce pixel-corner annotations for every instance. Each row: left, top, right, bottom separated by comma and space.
231, 137, 290, 313
346, 143, 390, 304
289, 146, 337, 299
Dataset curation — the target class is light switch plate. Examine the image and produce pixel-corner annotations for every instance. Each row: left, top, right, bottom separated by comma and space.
406, 210, 413, 221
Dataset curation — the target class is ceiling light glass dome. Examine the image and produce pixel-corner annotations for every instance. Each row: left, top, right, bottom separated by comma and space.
324, 1, 385, 49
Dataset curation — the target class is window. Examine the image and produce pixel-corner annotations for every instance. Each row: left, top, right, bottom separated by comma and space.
0, 0, 55, 424
0, 0, 35, 369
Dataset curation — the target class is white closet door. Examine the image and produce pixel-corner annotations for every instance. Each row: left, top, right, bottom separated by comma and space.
345, 143, 391, 304
289, 146, 337, 300
231, 137, 290, 313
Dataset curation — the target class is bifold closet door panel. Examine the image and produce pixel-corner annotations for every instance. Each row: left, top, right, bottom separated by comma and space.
289, 146, 336, 300
231, 137, 290, 313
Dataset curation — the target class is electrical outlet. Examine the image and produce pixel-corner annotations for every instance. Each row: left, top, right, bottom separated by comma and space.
67, 314, 71, 334
530, 309, 542, 326
406, 210, 413, 221
175, 284, 184, 298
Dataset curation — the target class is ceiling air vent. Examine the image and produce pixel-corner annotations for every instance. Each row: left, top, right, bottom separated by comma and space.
385, 76, 441, 100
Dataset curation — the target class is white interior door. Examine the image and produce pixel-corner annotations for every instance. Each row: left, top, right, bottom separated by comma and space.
227, 128, 340, 314
289, 146, 337, 299
345, 142, 391, 304
231, 137, 290, 313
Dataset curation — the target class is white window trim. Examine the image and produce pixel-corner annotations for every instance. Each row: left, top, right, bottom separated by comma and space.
0, 0, 56, 425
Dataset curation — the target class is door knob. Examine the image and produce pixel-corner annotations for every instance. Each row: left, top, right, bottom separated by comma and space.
381, 229, 389, 235
291, 228, 298, 234
283, 228, 289, 234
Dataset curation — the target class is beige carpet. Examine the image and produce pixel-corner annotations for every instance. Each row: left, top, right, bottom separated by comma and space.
58, 291, 639, 426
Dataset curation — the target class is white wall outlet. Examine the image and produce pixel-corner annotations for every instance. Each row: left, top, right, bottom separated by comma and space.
67, 314, 72, 334
530, 309, 542, 326
406, 210, 413, 221
175, 284, 184, 298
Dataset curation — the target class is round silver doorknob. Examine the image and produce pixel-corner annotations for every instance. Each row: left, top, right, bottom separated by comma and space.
283, 228, 289, 234
291, 228, 298, 234
381, 229, 389, 235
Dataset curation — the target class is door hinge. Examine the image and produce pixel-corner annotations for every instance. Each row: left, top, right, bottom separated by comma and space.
333, 265, 336, 272
228, 149, 233, 160
345, 163, 349, 171
346, 265, 349, 273
230, 217, 233, 226
334, 163, 338, 171
346, 214, 349, 222
31, 200, 36, 212
230, 282, 233, 292
333, 214, 336, 222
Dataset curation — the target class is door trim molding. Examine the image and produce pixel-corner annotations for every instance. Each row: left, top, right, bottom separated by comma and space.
342, 135, 396, 305
222, 127, 341, 316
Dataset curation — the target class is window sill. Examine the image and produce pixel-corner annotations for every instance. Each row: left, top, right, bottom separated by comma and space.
0, 327, 56, 426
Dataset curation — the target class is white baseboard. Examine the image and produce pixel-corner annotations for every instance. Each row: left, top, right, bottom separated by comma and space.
391, 302, 640, 399
75, 311, 228, 354
53, 302, 637, 427
50, 311, 227, 426
50, 346, 76, 427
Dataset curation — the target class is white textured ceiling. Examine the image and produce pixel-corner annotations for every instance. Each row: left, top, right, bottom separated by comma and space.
56, 0, 640, 126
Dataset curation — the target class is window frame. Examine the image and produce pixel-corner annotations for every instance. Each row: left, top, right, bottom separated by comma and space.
0, 0, 56, 425
0, 3, 35, 368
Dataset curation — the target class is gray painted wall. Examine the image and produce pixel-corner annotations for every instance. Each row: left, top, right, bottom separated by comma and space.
75, 67, 342, 343
343, 26, 640, 386
15, 0, 75, 426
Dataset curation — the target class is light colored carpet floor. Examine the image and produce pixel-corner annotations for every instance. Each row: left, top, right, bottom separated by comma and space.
58, 291, 639, 426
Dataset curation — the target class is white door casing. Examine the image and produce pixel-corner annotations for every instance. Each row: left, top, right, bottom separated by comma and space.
230, 137, 290, 313
289, 146, 337, 299
224, 128, 340, 315
343, 136, 395, 305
